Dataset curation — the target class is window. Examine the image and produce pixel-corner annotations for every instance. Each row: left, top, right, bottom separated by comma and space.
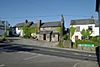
88, 26, 92, 31
76, 26, 80, 32
81, 36, 85, 40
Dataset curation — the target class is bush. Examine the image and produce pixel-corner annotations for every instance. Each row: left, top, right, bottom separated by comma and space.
76, 38, 99, 46
23, 35, 30, 38
0, 35, 7, 42
63, 35, 70, 40
76, 39, 91, 44
58, 38, 64, 48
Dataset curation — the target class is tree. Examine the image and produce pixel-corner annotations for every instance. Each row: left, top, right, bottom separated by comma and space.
70, 26, 75, 38
22, 25, 31, 38
81, 29, 92, 39
30, 27, 36, 33
56, 27, 61, 33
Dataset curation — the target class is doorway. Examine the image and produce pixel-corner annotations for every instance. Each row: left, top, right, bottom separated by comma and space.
43, 34, 46, 40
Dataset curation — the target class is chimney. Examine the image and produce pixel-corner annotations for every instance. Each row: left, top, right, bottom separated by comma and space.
37, 20, 42, 32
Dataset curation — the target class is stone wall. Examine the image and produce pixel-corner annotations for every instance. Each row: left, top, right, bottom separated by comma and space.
46, 34, 51, 41
51, 34, 59, 42
37, 34, 43, 40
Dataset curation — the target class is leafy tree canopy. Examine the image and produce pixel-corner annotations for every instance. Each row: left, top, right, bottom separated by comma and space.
81, 29, 92, 38
70, 26, 75, 37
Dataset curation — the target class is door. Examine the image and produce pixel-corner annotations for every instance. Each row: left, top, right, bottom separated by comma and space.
43, 34, 46, 40
75, 36, 78, 41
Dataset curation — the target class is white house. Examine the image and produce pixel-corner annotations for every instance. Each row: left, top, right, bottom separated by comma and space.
15, 20, 33, 37
70, 19, 99, 42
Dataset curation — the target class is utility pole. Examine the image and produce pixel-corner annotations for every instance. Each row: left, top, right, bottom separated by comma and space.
4, 21, 7, 36
99, 6, 100, 46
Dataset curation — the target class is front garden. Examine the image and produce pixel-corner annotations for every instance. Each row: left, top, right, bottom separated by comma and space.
59, 26, 100, 51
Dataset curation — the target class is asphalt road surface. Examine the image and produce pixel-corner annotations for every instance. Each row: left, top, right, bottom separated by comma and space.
0, 37, 99, 67
0, 44, 99, 67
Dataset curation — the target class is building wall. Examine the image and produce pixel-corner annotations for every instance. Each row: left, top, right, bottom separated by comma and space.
95, 27, 99, 36
70, 24, 96, 42
16, 27, 24, 37
51, 34, 59, 42
40, 27, 60, 42
46, 34, 51, 41
37, 34, 43, 40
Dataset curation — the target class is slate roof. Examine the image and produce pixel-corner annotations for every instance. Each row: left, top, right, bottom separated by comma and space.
41, 21, 61, 27
70, 19, 96, 25
30, 23, 37, 27
96, 0, 99, 12
16, 22, 33, 27
37, 31, 52, 34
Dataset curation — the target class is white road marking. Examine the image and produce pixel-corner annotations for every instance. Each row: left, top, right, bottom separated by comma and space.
24, 54, 41, 60
17, 51, 39, 55
74, 53, 80, 55
73, 62, 80, 67
89, 55, 92, 56
0, 64, 5, 67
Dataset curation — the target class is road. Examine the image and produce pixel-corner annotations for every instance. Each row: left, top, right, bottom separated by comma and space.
0, 46, 98, 67
0, 37, 99, 67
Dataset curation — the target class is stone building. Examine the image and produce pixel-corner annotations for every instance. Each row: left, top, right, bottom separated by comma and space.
15, 16, 65, 42
37, 15, 65, 42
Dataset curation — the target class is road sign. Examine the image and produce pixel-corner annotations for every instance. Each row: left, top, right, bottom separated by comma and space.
78, 44, 94, 47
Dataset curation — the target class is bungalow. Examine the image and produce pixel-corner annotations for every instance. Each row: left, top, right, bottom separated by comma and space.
70, 19, 99, 42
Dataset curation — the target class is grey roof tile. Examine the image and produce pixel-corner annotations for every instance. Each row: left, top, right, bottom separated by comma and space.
16, 22, 33, 27
41, 21, 61, 27
30, 23, 37, 27
70, 19, 96, 25
37, 31, 52, 34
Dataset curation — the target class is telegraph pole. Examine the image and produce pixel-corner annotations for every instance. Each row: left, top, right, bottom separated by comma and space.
4, 21, 7, 36
99, 5, 100, 46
